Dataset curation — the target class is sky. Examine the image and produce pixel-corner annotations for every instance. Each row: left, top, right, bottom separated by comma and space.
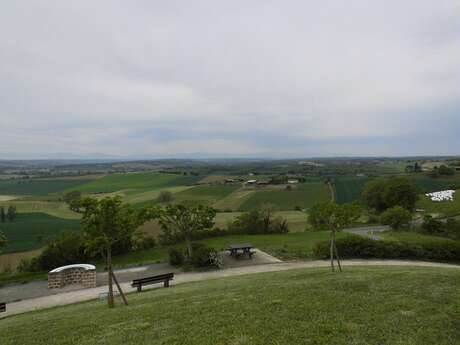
0, 1, 459, 159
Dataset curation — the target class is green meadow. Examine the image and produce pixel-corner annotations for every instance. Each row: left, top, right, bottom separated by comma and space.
2, 267, 460, 345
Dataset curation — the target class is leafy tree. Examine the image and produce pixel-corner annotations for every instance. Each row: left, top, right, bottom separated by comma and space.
380, 206, 412, 230
0, 231, 6, 253
7, 206, 17, 222
0, 207, 5, 222
308, 202, 361, 271
361, 178, 388, 213
79, 196, 152, 308
63, 191, 82, 204
438, 165, 455, 176
157, 190, 173, 203
362, 177, 418, 213
157, 204, 216, 258
421, 215, 444, 236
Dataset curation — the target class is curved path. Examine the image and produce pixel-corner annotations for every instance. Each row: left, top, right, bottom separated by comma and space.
1, 259, 459, 319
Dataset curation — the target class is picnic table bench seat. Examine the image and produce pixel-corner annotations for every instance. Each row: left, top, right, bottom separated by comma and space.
0, 302, 6, 313
131, 273, 174, 292
227, 244, 256, 259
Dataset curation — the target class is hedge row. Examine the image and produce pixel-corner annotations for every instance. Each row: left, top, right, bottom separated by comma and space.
312, 235, 460, 263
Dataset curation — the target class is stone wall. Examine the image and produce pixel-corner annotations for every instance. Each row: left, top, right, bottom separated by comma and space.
48, 267, 96, 289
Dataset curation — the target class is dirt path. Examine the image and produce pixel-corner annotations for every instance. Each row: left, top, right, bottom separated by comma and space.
2, 259, 459, 319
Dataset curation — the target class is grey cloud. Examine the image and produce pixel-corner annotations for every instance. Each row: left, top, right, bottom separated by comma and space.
0, 0, 459, 158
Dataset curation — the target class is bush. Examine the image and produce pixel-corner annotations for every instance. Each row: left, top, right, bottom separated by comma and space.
380, 206, 412, 230
169, 248, 185, 266
131, 232, 156, 251
20, 232, 89, 272
312, 235, 460, 263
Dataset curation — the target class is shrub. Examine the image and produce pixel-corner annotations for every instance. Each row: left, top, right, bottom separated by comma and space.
169, 248, 185, 266
380, 206, 412, 230
189, 243, 218, 268
157, 190, 173, 203
131, 232, 156, 251
312, 235, 460, 263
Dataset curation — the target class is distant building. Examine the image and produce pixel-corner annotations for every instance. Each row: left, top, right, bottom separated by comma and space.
287, 180, 299, 184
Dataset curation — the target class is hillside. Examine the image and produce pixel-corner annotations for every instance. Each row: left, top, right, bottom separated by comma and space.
1, 267, 460, 345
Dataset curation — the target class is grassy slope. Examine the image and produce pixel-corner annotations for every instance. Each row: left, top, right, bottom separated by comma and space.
0, 213, 80, 253
0, 178, 94, 196
240, 182, 330, 211
72, 172, 199, 194
2, 267, 460, 345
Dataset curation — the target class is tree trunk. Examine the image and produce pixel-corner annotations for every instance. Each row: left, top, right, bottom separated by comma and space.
333, 241, 342, 272
107, 245, 114, 308
185, 235, 193, 260
330, 230, 335, 272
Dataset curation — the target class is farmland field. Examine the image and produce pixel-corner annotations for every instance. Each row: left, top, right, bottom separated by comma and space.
2, 267, 460, 345
0, 178, 94, 196
239, 182, 330, 211
333, 177, 369, 204
411, 175, 460, 193
70, 172, 200, 194
171, 185, 240, 206
0, 200, 80, 219
0, 213, 80, 253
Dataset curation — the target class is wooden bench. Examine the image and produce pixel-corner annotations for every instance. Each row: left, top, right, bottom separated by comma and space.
0, 302, 6, 313
131, 273, 174, 292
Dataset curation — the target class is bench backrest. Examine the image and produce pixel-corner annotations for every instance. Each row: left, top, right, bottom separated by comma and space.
132, 273, 174, 285
0, 303, 5, 313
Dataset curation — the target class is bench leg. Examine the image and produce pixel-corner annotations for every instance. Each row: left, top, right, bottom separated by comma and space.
137, 285, 142, 293
164, 280, 170, 288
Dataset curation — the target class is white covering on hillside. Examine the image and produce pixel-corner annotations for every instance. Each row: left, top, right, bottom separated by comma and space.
425, 190, 455, 202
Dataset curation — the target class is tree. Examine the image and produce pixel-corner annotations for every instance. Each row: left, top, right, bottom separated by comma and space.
308, 202, 361, 272
380, 206, 412, 230
157, 190, 173, 203
383, 178, 419, 211
7, 206, 17, 222
79, 196, 152, 308
0, 207, 5, 222
63, 191, 82, 212
0, 231, 6, 253
158, 204, 216, 258
362, 178, 388, 213
362, 177, 419, 213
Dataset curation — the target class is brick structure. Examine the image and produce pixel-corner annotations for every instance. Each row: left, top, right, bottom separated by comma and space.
48, 264, 97, 289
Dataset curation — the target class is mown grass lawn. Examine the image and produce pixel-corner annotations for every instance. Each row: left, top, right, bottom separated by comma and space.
2, 267, 460, 345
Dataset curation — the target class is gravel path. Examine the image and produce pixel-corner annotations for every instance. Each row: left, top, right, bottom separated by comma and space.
1, 259, 459, 319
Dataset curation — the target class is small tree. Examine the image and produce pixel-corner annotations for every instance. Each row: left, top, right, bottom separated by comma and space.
157, 190, 173, 203
158, 204, 216, 258
308, 202, 361, 272
0, 207, 5, 222
79, 196, 153, 308
380, 206, 412, 230
0, 231, 6, 253
7, 206, 17, 222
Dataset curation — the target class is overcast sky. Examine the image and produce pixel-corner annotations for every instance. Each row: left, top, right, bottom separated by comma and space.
0, 1, 459, 159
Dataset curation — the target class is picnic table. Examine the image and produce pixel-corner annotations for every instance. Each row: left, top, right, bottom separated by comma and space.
227, 243, 256, 259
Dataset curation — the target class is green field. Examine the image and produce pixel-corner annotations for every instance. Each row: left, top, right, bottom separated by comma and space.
2, 267, 460, 345
411, 175, 460, 193
416, 191, 460, 217
0, 200, 80, 219
171, 185, 240, 206
239, 183, 330, 211
0, 178, 94, 196
333, 177, 369, 204
72, 172, 200, 194
0, 213, 80, 253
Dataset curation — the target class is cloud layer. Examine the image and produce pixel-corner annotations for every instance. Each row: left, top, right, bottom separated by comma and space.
1, 0, 459, 158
